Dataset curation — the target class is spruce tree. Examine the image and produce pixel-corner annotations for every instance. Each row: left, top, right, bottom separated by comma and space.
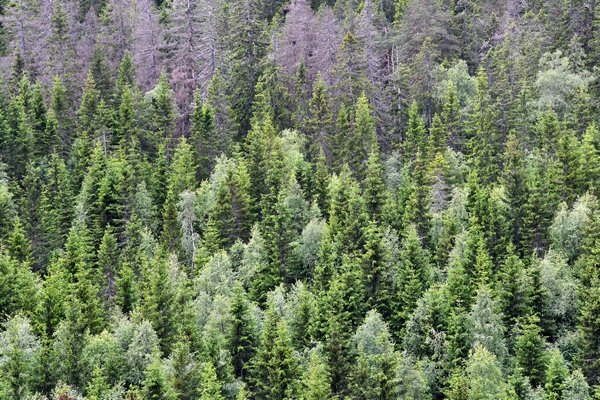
198, 362, 225, 400
298, 350, 331, 400
228, 283, 257, 380
307, 74, 334, 162
468, 67, 499, 184
250, 301, 299, 400
515, 315, 547, 388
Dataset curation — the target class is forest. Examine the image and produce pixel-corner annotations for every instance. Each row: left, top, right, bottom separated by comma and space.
1, 0, 600, 398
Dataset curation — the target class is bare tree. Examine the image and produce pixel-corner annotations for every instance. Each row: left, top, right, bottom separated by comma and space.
132, 0, 163, 91
274, 0, 316, 79
166, 0, 224, 127
0, 0, 44, 79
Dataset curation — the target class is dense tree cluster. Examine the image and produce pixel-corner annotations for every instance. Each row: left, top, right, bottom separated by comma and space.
2, 0, 600, 399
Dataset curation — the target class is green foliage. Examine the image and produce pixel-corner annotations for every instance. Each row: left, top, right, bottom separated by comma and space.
2, 2, 600, 397
249, 301, 299, 399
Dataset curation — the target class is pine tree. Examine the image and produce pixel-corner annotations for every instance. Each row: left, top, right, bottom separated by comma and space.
515, 315, 547, 388
347, 93, 377, 179
250, 301, 299, 400
442, 80, 462, 150
495, 245, 531, 328
228, 283, 257, 380
198, 362, 225, 400
139, 251, 177, 354
579, 282, 600, 385
190, 90, 220, 180
392, 224, 430, 333
332, 31, 369, 107
364, 142, 386, 220
502, 133, 528, 251
545, 348, 569, 400
161, 137, 196, 251
306, 73, 334, 162
403, 101, 427, 163
580, 124, 600, 192
298, 350, 331, 400
0, 316, 40, 400
468, 67, 499, 184
141, 357, 176, 400
150, 71, 176, 144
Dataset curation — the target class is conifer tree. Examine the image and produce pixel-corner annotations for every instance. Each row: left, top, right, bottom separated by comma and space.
502, 133, 528, 250
468, 67, 499, 184
515, 315, 547, 388
142, 357, 176, 400
579, 282, 600, 385
161, 137, 196, 251
333, 103, 353, 171
150, 71, 176, 144
392, 223, 430, 333
0, 316, 40, 400
319, 258, 366, 395
298, 350, 331, 400
307, 74, 334, 162
250, 301, 299, 400
49, 77, 72, 155
228, 283, 257, 380
6, 84, 33, 178
364, 142, 386, 220
580, 124, 600, 192
138, 251, 177, 354
495, 245, 531, 328
190, 91, 220, 180
77, 71, 100, 142
442, 80, 461, 150
347, 93, 376, 179
198, 362, 225, 400
545, 348, 569, 400
115, 86, 137, 149
0, 250, 38, 320
402, 149, 432, 241
116, 51, 136, 100
556, 128, 584, 203
39, 152, 73, 260
404, 101, 427, 159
